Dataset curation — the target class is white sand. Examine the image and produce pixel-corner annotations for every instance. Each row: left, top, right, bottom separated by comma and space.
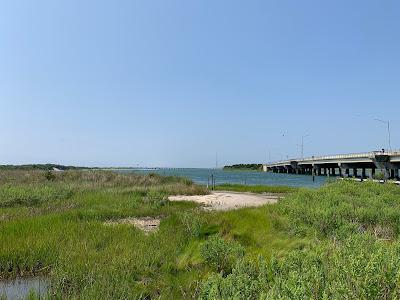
168, 191, 282, 211
104, 217, 161, 233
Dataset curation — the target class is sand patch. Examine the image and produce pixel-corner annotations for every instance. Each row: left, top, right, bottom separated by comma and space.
104, 217, 161, 233
168, 191, 281, 211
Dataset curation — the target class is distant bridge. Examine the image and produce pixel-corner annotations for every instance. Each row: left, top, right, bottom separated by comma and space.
264, 150, 400, 179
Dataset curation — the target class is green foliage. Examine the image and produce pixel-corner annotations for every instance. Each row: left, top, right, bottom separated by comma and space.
2, 171, 400, 299
373, 171, 386, 180
142, 190, 168, 209
201, 235, 400, 299
200, 258, 269, 299
180, 211, 204, 238
215, 183, 297, 194
223, 164, 263, 171
0, 164, 89, 171
0, 184, 73, 207
44, 170, 55, 181
200, 235, 245, 274
0, 170, 207, 298
273, 180, 400, 239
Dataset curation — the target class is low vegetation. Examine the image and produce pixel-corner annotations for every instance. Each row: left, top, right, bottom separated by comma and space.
0, 171, 399, 299
0, 164, 91, 171
215, 183, 297, 194
201, 180, 400, 299
223, 164, 263, 171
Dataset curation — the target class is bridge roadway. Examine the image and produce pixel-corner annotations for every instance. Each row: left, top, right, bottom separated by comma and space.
264, 150, 400, 179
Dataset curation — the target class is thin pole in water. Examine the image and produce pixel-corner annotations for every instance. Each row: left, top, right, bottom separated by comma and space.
312, 156, 315, 182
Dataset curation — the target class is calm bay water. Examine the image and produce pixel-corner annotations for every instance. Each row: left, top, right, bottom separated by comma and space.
0, 277, 49, 299
123, 169, 327, 188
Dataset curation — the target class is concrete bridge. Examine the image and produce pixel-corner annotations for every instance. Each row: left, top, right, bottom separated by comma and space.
264, 150, 400, 180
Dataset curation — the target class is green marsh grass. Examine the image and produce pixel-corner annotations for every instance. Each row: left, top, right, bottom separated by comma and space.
214, 183, 297, 194
1, 171, 400, 299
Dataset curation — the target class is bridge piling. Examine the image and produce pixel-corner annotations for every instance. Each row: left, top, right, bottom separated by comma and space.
264, 150, 400, 181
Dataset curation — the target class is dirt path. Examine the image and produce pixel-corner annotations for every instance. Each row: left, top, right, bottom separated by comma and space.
168, 191, 282, 211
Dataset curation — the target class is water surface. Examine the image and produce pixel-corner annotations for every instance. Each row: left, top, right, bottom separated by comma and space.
0, 277, 49, 299
121, 168, 327, 188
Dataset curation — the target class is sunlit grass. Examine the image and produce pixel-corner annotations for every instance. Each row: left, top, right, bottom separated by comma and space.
1, 171, 400, 299
214, 183, 298, 194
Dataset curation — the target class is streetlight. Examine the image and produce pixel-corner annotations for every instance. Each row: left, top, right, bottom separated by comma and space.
301, 134, 310, 160
374, 119, 391, 151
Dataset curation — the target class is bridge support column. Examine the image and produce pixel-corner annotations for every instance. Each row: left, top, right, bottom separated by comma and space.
345, 169, 350, 177
371, 168, 375, 178
331, 168, 336, 176
338, 167, 343, 177
390, 169, 395, 179
384, 169, 390, 180
317, 168, 322, 176
353, 168, 358, 178
361, 168, 366, 179
395, 169, 399, 180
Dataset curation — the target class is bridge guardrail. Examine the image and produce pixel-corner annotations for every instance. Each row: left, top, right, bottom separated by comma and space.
266, 150, 400, 166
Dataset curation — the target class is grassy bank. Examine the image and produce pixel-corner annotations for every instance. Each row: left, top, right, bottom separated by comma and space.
1, 171, 400, 299
214, 183, 297, 194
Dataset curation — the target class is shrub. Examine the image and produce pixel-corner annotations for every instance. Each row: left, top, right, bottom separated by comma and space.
200, 258, 269, 299
200, 235, 244, 274
0, 184, 73, 207
180, 211, 203, 238
44, 170, 55, 181
273, 180, 400, 239
200, 235, 400, 299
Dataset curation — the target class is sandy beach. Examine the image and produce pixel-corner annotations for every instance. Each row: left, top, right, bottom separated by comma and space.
168, 191, 282, 211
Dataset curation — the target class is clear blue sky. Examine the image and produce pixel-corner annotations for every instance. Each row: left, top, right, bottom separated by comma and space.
1, 0, 399, 167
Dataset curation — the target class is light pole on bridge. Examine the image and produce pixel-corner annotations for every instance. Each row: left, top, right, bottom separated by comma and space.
374, 119, 392, 151
301, 134, 310, 160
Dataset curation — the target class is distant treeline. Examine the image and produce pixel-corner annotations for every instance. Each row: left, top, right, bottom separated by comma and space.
0, 164, 92, 171
223, 164, 263, 171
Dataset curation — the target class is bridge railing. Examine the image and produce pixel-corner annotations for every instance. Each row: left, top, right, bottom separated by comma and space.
266, 150, 400, 166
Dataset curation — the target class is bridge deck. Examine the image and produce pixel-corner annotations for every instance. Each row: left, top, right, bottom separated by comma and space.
264, 150, 400, 179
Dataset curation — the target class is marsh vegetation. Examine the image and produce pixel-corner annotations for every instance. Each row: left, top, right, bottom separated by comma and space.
1, 170, 400, 299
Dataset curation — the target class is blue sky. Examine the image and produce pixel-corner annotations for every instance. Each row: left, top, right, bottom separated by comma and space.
1, 0, 399, 167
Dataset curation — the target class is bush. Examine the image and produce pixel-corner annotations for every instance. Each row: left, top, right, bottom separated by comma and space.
44, 170, 55, 181
200, 258, 269, 299
142, 190, 168, 208
273, 180, 400, 239
180, 211, 203, 238
200, 235, 244, 274
0, 184, 73, 207
200, 235, 400, 299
